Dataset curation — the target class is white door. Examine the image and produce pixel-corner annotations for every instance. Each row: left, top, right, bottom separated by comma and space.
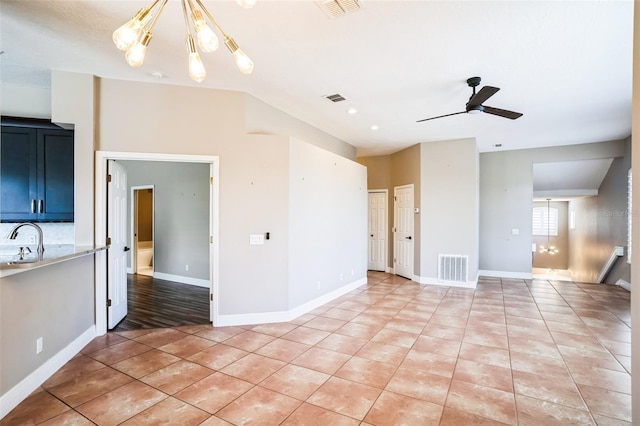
368, 191, 387, 271
107, 160, 128, 329
394, 184, 414, 279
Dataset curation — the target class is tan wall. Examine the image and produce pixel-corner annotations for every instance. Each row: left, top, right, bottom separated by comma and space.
533, 201, 569, 270
631, 3, 639, 421
137, 189, 153, 242
358, 145, 421, 274
568, 196, 599, 283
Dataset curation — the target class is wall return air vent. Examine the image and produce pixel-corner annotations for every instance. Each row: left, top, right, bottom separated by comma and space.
438, 254, 469, 284
316, 0, 362, 19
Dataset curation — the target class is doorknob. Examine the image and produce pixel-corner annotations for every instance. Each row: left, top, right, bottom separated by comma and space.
405, 236, 412, 240
370, 234, 374, 237
124, 246, 131, 252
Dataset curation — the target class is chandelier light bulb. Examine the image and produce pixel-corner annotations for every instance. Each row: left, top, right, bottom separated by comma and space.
188, 52, 206, 82
113, 8, 148, 51
225, 36, 253, 74
186, 35, 206, 82
125, 31, 152, 68
195, 23, 218, 52
235, 0, 257, 8
125, 43, 147, 67
232, 48, 254, 74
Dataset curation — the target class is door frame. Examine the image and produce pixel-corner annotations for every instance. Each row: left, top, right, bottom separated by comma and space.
367, 189, 388, 272
130, 185, 154, 275
95, 151, 219, 336
393, 184, 414, 279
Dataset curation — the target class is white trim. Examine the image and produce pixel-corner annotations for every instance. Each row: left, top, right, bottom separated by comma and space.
367, 189, 388, 272
415, 275, 477, 289
597, 246, 624, 283
616, 279, 631, 292
393, 184, 414, 278
478, 270, 533, 279
216, 277, 367, 327
386, 267, 395, 274
95, 151, 219, 335
0, 326, 95, 419
126, 267, 133, 274
153, 272, 210, 288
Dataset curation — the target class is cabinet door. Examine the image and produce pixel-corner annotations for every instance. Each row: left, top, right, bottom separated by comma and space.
38, 128, 74, 221
0, 127, 38, 221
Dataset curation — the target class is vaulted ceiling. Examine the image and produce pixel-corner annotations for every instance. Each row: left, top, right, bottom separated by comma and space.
0, 0, 633, 156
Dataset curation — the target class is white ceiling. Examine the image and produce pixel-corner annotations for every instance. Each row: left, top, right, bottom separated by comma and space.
533, 158, 615, 199
0, 0, 633, 156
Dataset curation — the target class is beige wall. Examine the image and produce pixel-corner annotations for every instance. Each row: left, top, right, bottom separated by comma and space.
359, 139, 479, 284
533, 201, 569, 270
568, 196, 599, 283
420, 138, 479, 282
0, 256, 94, 394
480, 140, 626, 275
358, 145, 421, 274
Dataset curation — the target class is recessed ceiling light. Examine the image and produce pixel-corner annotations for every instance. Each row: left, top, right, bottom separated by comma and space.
347, 107, 357, 114
370, 125, 379, 130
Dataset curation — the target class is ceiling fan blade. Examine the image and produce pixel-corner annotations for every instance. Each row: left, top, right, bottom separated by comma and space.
417, 111, 467, 122
467, 86, 500, 108
483, 106, 523, 120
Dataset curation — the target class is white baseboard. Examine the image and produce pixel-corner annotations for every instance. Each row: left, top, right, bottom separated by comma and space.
0, 326, 96, 419
478, 270, 533, 280
615, 279, 631, 292
126, 267, 133, 274
386, 267, 395, 274
415, 275, 477, 289
216, 277, 368, 327
153, 272, 210, 288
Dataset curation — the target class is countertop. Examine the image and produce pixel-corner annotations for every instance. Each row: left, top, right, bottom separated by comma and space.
0, 244, 108, 277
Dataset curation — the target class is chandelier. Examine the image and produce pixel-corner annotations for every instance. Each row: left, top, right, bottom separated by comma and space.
539, 198, 559, 255
112, 0, 255, 82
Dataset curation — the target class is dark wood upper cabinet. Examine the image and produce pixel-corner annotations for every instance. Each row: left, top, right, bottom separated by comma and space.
1, 118, 74, 222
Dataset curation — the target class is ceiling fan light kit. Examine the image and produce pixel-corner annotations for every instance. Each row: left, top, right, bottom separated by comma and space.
417, 76, 523, 122
113, 0, 254, 82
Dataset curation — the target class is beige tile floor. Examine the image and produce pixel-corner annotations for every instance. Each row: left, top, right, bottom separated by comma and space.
2, 272, 632, 425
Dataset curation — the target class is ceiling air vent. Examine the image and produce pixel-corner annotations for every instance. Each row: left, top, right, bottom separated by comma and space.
324, 93, 346, 103
316, 0, 362, 19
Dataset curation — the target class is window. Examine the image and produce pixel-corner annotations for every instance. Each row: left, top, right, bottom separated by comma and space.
569, 210, 576, 230
532, 206, 558, 236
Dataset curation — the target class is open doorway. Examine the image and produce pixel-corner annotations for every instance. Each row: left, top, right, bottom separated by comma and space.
95, 152, 219, 336
132, 186, 154, 277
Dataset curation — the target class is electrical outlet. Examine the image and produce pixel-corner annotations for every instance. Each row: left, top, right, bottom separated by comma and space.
28, 236, 36, 244
340, 273, 344, 281
317, 281, 321, 290
36, 337, 43, 354
186, 264, 189, 271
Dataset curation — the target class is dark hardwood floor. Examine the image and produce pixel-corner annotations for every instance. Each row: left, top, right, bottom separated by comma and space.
111, 274, 210, 332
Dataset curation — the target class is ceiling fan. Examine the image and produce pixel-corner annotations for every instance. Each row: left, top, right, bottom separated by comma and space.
417, 77, 523, 122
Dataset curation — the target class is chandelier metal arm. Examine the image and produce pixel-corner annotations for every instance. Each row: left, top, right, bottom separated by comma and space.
193, 0, 229, 38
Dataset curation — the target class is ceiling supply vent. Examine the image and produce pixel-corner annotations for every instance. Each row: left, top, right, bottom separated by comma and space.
324, 93, 346, 103
316, 0, 362, 19
438, 254, 469, 284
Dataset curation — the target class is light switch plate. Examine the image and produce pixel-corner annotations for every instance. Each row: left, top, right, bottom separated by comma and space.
250, 234, 265, 245
511, 228, 520, 235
